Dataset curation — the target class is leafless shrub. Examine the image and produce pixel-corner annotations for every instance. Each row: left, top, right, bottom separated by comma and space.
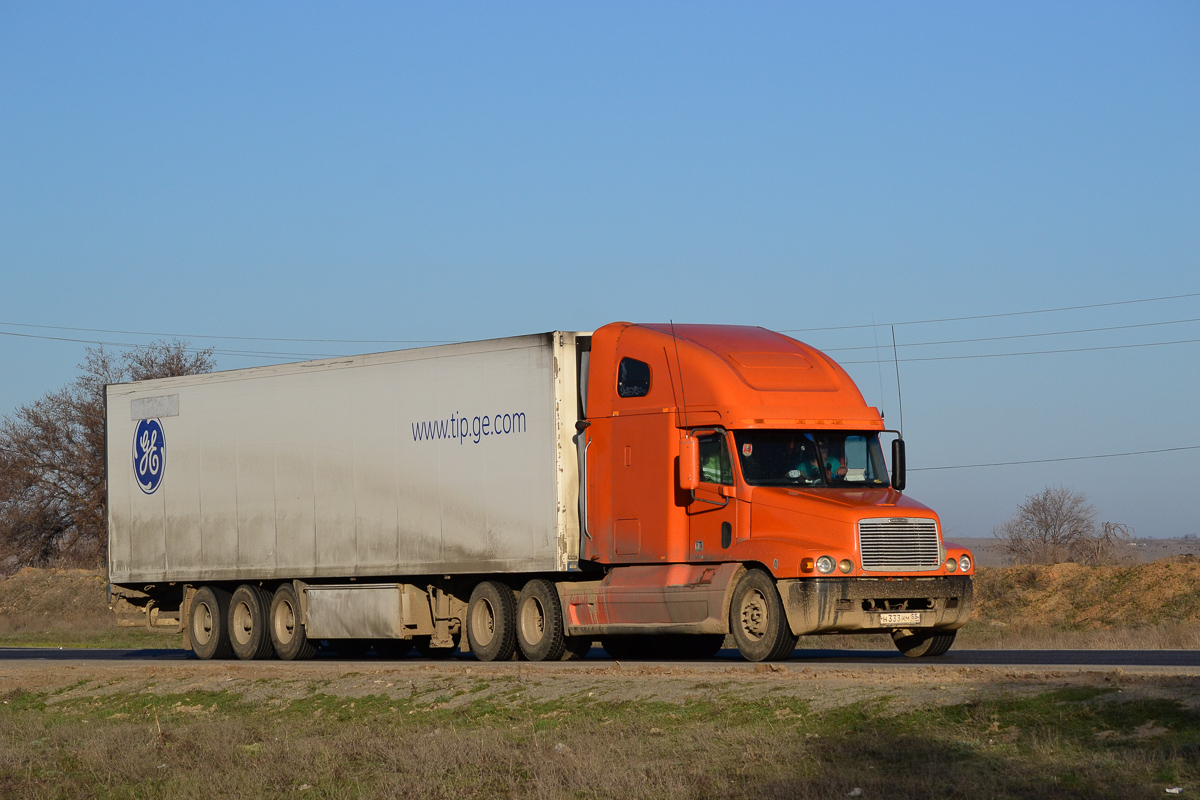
0, 341, 214, 573
994, 486, 1134, 566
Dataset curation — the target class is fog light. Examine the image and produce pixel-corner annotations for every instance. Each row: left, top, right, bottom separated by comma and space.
945, 558, 957, 572
816, 555, 835, 575
958, 555, 971, 572
801, 557, 814, 573
838, 559, 853, 574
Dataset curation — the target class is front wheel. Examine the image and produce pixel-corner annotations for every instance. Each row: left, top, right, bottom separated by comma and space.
892, 629, 957, 658
729, 569, 797, 662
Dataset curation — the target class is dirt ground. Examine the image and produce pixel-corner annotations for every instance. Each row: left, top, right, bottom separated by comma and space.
2, 656, 1198, 713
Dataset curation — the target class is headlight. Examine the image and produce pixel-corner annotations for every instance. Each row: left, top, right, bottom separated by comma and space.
945, 558, 957, 572
958, 555, 971, 572
838, 559, 853, 574
816, 555, 835, 574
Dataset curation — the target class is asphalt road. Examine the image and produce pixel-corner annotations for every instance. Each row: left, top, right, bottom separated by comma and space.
3, 647, 1199, 668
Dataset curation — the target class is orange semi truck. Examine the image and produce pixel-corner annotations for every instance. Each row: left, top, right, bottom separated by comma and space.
106, 323, 973, 662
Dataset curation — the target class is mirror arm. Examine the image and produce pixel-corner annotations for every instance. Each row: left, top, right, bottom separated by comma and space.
690, 489, 729, 508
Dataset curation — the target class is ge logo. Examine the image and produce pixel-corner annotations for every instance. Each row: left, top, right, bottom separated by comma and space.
133, 419, 166, 494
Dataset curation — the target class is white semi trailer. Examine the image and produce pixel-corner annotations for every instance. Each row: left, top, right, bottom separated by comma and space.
107, 332, 588, 659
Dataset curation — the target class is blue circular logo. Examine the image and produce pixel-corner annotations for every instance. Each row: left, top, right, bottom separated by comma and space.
133, 418, 166, 494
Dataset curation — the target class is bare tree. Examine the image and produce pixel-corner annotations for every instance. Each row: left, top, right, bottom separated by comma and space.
995, 486, 1134, 565
1079, 521, 1136, 566
0, 341, 214, 572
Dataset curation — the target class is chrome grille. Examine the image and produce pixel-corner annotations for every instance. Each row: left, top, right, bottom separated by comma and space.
858, 518, 941, 572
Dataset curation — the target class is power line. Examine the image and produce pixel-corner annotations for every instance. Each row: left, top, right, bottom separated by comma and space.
0, 321, 456, 346
781, 291, 1200, 334
2, 290, 1196, 345
911, 444, 1200, 472
817, 316, 1200, 353
839, 336, 1200, 365
0, 329, 345, 360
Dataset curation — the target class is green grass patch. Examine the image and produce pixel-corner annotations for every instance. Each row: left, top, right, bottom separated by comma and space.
1, 680, 1197, 799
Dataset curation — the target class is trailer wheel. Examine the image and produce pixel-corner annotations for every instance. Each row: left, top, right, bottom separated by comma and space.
269, 584, 317, 661
892, 629, 957, 658
190, 586, 233, 660
466, 581, 517, 662
229, 585, 275, 660
516, 579, 567, 662
729, 569, 797, 662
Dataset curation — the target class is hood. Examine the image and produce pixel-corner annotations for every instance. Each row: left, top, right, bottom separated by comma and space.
749, 487, 938, 550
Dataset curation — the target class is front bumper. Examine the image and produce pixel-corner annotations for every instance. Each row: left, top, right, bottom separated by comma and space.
777, 576, 974, 636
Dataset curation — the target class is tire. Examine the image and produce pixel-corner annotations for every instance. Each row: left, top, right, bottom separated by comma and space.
269, 583, 317, 661
466, 581, 518, 662
516, 579, 567, 662
190, 586, 233, 660
228, 584, 275, 660
413, 634, 460, 659
893, 629, 957, 658
729, 569, 797, 662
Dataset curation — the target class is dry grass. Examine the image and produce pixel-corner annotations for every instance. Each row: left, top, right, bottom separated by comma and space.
972, 560, 1200, 629
1, 671, 1197, 799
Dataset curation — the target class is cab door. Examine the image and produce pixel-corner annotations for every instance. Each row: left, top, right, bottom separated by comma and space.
688, 432, 737, 561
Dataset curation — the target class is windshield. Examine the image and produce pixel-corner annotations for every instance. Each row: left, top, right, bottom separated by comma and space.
732, 430, 890, 488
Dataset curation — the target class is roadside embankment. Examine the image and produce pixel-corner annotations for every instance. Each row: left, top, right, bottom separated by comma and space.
2, 560, 1199, 649
0, 567, 169, 648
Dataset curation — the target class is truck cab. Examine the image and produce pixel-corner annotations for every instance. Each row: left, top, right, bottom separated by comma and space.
568, 322, 973, 659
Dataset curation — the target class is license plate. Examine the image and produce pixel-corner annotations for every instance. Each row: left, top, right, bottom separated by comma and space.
879, 612, 922, 626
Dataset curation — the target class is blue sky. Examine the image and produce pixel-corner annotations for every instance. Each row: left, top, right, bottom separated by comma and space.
2, 3, 1197, 538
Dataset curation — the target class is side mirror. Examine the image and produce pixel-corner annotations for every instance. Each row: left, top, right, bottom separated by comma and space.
679, 437, 700, 491
891, 438, 906, 492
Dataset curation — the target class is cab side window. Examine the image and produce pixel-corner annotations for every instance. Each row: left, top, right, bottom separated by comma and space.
617, 358, 651, 398
698, 434, 733, 485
